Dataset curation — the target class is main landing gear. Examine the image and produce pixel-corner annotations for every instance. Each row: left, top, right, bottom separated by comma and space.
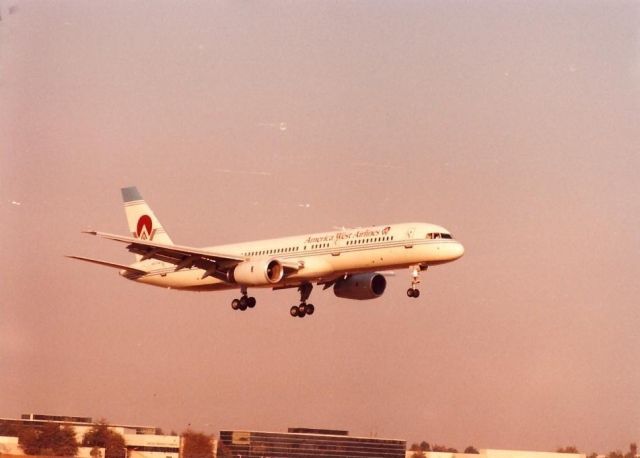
231, 287, 256, 312
290, 283, 315, 318
407, 265, 426, 298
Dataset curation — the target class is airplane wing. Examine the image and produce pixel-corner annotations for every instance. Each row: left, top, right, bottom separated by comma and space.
83, 231, 249, 279
82, 231, 302, 281
66, 255, 147, 275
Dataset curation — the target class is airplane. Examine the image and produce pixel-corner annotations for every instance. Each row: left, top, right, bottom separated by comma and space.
68, 187, 464, 318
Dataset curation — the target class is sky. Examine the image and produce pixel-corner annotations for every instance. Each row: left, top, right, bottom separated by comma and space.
1, 0, 639, 454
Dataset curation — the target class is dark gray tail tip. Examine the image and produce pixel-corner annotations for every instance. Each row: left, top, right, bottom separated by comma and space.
121, 186, 143, 202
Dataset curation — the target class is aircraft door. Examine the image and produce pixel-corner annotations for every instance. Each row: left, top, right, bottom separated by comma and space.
405, 227, 416, 248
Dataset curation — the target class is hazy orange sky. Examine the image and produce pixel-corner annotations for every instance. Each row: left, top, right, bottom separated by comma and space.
1, 0, 639, 453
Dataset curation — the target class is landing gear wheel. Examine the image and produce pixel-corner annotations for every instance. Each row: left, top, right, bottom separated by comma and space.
407, 265, 424, 299
239, 301, 247, 311
247, 297, 256, 308
292, 283, 314, 318
231, 298, 240, 310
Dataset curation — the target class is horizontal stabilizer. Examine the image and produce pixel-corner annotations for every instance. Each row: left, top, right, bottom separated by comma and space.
66, 255, 147, 275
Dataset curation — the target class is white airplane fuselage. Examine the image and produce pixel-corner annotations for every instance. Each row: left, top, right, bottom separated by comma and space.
126, 222, 464, 291
70, 187, 464, 318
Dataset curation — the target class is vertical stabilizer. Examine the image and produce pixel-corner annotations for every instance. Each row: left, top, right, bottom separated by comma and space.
121, 187, 174, 261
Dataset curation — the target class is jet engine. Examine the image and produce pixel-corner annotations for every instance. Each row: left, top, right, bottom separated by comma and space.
230, 259, 284, 286
333, 273, 387, 300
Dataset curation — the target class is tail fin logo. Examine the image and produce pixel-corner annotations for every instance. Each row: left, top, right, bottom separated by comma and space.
135, 215, 156, 240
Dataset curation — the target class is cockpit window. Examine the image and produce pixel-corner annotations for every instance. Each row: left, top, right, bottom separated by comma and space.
427, 232, 453, 239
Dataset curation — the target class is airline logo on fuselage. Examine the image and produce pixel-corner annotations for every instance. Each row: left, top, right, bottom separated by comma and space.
135, 215, 156, 240
305, 226, 392, 243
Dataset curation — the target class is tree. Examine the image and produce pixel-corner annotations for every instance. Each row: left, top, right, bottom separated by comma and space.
0, 423, 22, 437
557, 447, 580, 454
18, 424, 78, 456
410, 441, 431, 452
432, 444, 458, 453
607, 450, 624, 458
18, 428, 40, 455
625, 443, 638, 458
82, 422, 126, 458
181, 430, 214, 458
465, 446, 480, 454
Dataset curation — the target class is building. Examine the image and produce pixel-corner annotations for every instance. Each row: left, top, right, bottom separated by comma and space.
218, 427, 406, 458
405, 450, 586, 458
124, 434, 180, 458
0, 414, 179, 458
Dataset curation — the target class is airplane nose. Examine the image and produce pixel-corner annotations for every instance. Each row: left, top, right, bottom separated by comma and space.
452, 242, 465, 260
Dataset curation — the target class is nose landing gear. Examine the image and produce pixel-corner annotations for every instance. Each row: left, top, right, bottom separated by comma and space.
407, 265, 426, 298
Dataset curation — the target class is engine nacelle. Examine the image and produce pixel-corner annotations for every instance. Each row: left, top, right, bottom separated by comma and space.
230, 259, 284, 286
333, 273, 387, 300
